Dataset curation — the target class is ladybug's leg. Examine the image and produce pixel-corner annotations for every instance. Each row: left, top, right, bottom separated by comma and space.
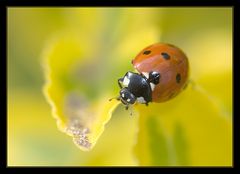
125, 105, 129, 110
145, 102, 149, 106
118, 78, 124, 89
188, 79, 196, 90
183, 81, 189, 90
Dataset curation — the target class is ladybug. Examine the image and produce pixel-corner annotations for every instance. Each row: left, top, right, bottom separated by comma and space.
113, 43, 189, 109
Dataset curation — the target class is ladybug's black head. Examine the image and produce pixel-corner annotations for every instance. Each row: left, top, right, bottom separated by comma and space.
109, 71, 155, 109
119, 87, 136, 105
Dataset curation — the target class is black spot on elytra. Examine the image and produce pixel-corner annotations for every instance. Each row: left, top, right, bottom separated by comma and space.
143, 50, 151, 55
161, 52, 170, 60
176, 73, 181, 83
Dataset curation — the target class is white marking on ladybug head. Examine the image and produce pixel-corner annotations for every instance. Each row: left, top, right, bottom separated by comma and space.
137, 97, 146, 104
142, 72, 149, 79
150, 82, 155, 91
127, 98, 131, 102
123, 76, 130, 87
121, 93, 125, 97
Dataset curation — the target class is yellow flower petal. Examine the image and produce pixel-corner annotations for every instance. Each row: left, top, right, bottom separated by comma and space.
42, 33, 121, 151
134, 85, 232, 166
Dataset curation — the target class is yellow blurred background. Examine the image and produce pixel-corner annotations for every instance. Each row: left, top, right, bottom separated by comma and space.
8, 8, 232, 166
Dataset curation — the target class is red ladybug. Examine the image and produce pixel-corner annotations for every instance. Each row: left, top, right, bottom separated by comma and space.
115, 43, 189, 109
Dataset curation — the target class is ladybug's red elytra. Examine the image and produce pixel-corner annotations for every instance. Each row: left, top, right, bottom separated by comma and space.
113, 43, 189, 110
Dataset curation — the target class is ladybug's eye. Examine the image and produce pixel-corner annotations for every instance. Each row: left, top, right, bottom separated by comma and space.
143, 50, 151, 55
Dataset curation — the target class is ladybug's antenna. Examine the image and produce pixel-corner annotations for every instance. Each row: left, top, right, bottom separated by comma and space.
109, 96, 120, 102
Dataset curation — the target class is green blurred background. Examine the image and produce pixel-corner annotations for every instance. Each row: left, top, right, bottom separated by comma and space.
8, 8, 232, 166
